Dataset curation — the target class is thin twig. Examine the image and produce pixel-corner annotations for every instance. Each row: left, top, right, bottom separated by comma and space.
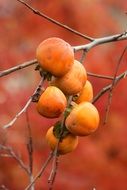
0, 59, 37, 78
25, 152, 53, 190
48, 153, 59, 190
92, 70, 127, 104
17, 0, 94, 41
87, 72, 114, 80
3, 99, 31, 129
26, 111, 34, 190
47, 118, 65, 189
92, 84, 111, 104
0, 145, 30, 175
3, 77, 44, 129
74, 32, 127, 52
17, 1, 127, 45
26, 111, 33, 174
104, 46, 127, 124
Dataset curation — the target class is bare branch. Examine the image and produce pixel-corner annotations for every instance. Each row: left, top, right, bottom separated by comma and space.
48, 153, 59, 190
3, 99, 31, 129
0, 144, 30, 175
25, 111, 34, 190
25, 152, 53, 190
87, 72, 114, 80
92, 70, 127, 104
26, 111, 33, 174
74, 32, 127, 52
104, 46, 127, 124
0, 59, 37, 78
3, 78, 44, 129
17, 0, 94, 42
92, 84, 111, 104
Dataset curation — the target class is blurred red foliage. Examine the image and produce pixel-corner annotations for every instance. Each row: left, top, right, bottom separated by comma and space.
0, 0, 127, 189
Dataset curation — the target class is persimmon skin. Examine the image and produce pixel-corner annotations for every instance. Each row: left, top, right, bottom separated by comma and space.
36, 37, 74, 77
37, 86, 67, 118
65, 102, 100, 136
75, 80, 93, 104
51, 60, 87, 95
45, 126, 78, 155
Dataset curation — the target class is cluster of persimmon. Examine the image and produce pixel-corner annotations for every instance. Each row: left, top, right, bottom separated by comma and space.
36, 37, 100, 155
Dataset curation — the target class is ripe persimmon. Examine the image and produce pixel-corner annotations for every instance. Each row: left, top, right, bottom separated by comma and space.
51, 60, 87, 95
65, 102, 100, 136
37, 86, 67, 118
36, 37, 74, 77
45, 126, 78, 155
75, 80, 93, 104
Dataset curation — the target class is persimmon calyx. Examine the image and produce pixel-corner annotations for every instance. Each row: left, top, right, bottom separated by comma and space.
35, 64, 53, 80
53, 121, 70, 140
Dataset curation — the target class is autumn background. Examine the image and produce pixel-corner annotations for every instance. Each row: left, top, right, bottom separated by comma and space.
0, 0, 127, 190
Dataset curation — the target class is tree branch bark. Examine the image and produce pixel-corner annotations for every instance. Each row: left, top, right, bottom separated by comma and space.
0, 59, 37, 78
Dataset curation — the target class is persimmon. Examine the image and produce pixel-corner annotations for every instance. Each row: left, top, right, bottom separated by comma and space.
65, 102, 100, 136
45, 126, 78, 155
36, 37, 74, 77
51, 60, 87, 95
75, 80, 93, 104
37, 86, 67, 118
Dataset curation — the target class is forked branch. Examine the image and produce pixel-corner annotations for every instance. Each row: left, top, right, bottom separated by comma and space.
0, 144, 30, 175
25, 152, 53, 190
104, 46, 127, 124
92, 70, 127, 104
73, 32, 127, 52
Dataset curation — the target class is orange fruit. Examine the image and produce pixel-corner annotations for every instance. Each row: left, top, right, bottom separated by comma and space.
36, 37, 74, 77
65, 102, 100, 136
45, 126, 78, 155
37, 86, 67, 118
51, 60, 87, 95
75, 80, 93, 103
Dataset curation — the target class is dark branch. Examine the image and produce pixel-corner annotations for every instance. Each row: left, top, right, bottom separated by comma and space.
25, 152, 53, 190
92, 70, 127, 104
87, 72, 114, 80
3, 77, 45, 129
74, 32, 127, 52
0, 145, 30, 175
104, 46, 127, 124
0, 59, 37, 78
17, 0, 94, 41
26, 111, 33, 175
